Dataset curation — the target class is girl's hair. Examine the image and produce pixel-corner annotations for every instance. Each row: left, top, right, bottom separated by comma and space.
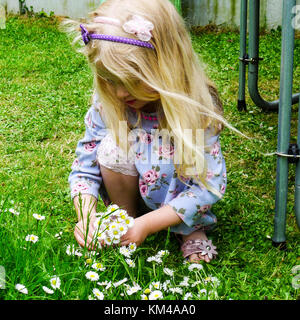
61, 0, 230, 197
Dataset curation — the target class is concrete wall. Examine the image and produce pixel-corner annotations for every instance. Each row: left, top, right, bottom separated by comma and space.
0, 0, 299, 30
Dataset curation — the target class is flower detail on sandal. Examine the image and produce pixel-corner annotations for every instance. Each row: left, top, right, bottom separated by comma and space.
181, 239, 218, 260
122, 15, 154, 41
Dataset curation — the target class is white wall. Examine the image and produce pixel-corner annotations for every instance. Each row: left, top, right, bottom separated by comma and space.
0, 0, 299, 30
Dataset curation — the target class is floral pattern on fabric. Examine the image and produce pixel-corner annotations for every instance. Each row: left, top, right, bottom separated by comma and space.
69, 93, 227, 235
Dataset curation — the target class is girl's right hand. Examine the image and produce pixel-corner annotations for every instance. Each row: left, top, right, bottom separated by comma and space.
74, 214, 99, 249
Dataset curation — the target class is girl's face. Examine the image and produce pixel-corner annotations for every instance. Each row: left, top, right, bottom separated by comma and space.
103, 75, 158, 113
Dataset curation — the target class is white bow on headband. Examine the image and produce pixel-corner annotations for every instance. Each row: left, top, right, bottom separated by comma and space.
93, 15, 154, 42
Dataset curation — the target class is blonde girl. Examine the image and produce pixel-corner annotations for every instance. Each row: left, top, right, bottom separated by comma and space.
64, 0, 227, 263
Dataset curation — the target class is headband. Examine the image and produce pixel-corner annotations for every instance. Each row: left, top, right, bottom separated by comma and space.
80, 15, 155, 50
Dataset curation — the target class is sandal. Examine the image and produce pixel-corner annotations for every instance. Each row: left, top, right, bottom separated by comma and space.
180, 239, 218, 261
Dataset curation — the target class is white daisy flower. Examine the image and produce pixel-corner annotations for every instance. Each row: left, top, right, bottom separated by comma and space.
92, 288, 104, 300
15, 284, 28, 294
126, 283, 141, 295
117, 223, 128, 236
54, 231, 63, 239
199, 288, 207, 295
119, 246, 131, 258
113, 278, 128, 288
149, 290, 163, 300
42, 286, 54, 294
97, 280, 109, 286
169, 287, 183, 295
25, 234, 39, 243
183, 292, 193, 300
191, 280, 202, 287
147, 256, 162, 264
124, 217, 134, 228
157, 250, 169, 257
66, 244, 83, 257
50, 276, 61, 290
85, 271, 99, 281
179, 276, 190, 287
163, 268, 174, 277
91, 262, 106, 271
128, 243, 137, 253
162, 280, 170, 292
151, 281, 161, 290
106, 204, 120, 214
9, 208, 20, 216
32, 213, 45, 221
141, 294, 148, 300
188, 263, 204, 271
125, 259, 135, 268
104, 236, 113, 246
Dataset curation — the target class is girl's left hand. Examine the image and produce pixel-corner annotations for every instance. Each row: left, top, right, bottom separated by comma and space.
120, 216, 150, 247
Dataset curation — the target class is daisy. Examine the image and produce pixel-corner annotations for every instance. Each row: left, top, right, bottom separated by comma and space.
169, 287, 183, 295
92, 288, 104, 300
163, 268, 174, 277
183, 292, 193, 300
188, 263, 204, 272
54, 231, 63, 239
25, 234, 39, 243
157, 250, 169, 257
179, 276, 190, 287
141, 294, 148, 300
15, 283, 28, 294
128, 243, 137, 253
117, 224, 128, 236
42, 286, 54, 294
9, 208, 20, 216
126, 283, 141, 295
149, 290, 163, 300
85, 271, 99, 282
119, 246, 131, 258
33, 213, 45, 221
162, 280, 170, 292
92, 262, 106, 271
50, 276, 61, 290
113, 278, 128, 288
124, 217, 134, 228
125, 259, 135, 268
151, 281, 161, 290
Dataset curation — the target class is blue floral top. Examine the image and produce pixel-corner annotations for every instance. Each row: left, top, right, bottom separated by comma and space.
68, 93, 227, 235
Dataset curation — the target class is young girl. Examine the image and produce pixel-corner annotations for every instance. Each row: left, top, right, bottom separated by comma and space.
64, 0, 227, 263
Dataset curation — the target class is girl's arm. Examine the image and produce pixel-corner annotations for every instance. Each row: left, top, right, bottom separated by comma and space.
120, 205, 181, 246
69, 96, 107, 206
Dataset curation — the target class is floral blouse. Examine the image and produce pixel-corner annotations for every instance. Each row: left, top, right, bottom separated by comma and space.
69, 93, 227, 235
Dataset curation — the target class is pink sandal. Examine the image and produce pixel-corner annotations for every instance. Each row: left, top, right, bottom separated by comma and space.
180, 239, 218, 260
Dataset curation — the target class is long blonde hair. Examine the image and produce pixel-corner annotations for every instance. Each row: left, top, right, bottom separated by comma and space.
61, 0, 230, 197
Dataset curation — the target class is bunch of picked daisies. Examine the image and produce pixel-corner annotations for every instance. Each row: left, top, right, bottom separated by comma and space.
92, 204, 134, 246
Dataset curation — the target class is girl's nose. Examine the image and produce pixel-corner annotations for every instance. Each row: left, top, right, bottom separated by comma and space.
115, 85, 130, 100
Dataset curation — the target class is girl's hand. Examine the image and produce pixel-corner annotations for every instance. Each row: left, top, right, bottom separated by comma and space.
74, 214, 100, 250
120, 216, 150, 247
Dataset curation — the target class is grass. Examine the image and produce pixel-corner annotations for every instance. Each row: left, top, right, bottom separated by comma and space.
0, 14, 299, 300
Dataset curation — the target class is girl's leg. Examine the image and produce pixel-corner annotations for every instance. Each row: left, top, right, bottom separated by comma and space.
100, 164, 140, 217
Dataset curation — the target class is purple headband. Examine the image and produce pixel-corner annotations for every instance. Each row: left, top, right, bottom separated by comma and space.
80, 24, 155, 50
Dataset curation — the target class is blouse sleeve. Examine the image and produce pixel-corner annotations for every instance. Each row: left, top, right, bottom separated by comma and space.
68, 94, 108, 200
166, 130, 227, 229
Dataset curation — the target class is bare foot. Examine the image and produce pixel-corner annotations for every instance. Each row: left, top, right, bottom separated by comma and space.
182, 230, 212, 263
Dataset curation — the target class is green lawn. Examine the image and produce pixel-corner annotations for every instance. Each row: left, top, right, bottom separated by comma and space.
0, 14, 299, 300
